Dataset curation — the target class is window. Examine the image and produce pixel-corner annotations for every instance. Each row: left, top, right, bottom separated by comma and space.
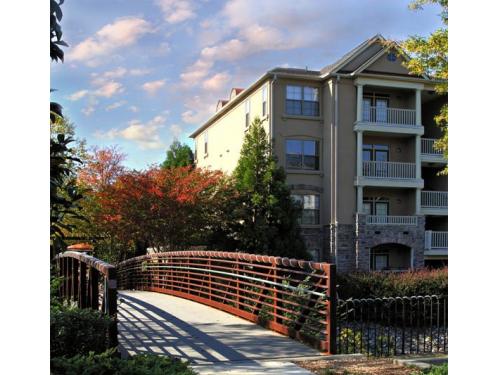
363, 197, 389, 216
204, 132, 208, 155
286, 85, 319, 116
292, 194, 320, 225
286, 140, 319, 170
262, 86, 268, 116
194, 142, 197, 161
363, 93, 389, 122
363, 144, 389, 176
363, 144, 389, 161
245, 100, 250, 128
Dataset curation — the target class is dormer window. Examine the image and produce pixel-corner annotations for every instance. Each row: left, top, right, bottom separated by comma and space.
286, 85, 319, 116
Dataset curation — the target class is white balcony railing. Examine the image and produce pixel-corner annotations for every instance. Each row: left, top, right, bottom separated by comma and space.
363, 106, 417, 126
421, 191, 448, 209
363, 161, 416, 179
425, 231, 448, 249
366, 215, 418, 225
421, 138, 444, 156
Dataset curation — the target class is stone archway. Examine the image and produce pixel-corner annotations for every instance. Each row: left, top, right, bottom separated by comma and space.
370, 243, 412, 271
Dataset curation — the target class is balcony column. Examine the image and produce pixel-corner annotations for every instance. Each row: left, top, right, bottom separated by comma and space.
357, 186, 363, 213
357, 131, 363, 177
415, 188, 421, 214
415, 135, 422, 179
415, 88, 422, 126
356, 84, 364, 122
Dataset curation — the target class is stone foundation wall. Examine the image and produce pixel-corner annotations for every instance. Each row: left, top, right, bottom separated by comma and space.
355, 214, 426, 271
300, 227, 324, 261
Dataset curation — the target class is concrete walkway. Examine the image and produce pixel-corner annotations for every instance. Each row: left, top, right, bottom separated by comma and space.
118, 290, 319, 373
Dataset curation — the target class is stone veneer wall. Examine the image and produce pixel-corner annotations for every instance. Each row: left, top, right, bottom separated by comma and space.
355, 214, 425, 271
300, 227, 324, 261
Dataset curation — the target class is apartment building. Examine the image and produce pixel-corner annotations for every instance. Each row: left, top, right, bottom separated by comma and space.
190, 35, 448, 273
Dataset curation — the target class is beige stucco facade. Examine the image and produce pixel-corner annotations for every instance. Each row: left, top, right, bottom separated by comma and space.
190, 35, 448, 272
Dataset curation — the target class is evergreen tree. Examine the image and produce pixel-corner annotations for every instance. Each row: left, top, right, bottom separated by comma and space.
162, 140, 194, 169
233, 118, 310, 259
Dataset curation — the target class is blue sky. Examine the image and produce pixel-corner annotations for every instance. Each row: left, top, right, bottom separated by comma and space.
51, 0, 442, 169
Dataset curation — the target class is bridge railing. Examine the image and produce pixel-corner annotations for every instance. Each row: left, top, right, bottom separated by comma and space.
53, 251, 118, 348
117, 251, 337, 354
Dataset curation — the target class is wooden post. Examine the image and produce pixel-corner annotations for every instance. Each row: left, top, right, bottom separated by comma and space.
60, 257, 65, 298
106, 268, 118, 349
79, 262, 87, 308
90, 268, 99, 309
66, 257, 72, 300
326, 263, 337, 354
72, 259, 79, 303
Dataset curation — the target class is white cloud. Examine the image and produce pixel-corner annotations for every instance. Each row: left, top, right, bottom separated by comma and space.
180, 59, 213, 85
67, 90, 89, 101
129, 105, 139, 113
82, 106, 96, 116
142, 79, 166, 95
105, 100, 127, 111
67, 17, 151, 66
202, 72, 231, 92
181, 95, 214, 124
95, 115, 166, 150
94, 81, 125, 98
155, 0, 196, 23
170, 124, 183, 138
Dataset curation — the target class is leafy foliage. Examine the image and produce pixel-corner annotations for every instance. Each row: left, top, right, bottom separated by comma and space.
402, 0, 448, 174
50, 0, 68, 63
232, 118, 309, 259
51, 304, 115, 358
336, 267, 448, 299
162, 141, 194, 169
94, 166, 235, 252
78, 146, 126, 192
51, 349, 197, 375
50, 134, 86, 253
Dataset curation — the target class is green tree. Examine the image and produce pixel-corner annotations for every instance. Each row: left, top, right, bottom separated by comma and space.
161, 140, 194, 168
51, 116, 89, 166
401, 0, 448, 174
233, 118, 309, 259
50, 0, 86, 255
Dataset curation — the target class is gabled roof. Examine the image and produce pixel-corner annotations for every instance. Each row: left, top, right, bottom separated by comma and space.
190, 35, 433, 139
320, 34, 428, 79
216, 99, 229, 112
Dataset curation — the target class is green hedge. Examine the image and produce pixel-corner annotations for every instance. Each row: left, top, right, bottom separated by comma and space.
51, 350, 197, 375
336, 268, 448, 299
51, 305, 115, 358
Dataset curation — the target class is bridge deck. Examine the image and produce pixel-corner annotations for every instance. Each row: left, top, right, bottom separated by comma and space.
118, 290, 320, 365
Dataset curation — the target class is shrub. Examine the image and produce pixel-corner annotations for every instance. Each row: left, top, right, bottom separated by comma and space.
336, 268, 447, 299
51, 349, 197, 375
51, 304, 115, 358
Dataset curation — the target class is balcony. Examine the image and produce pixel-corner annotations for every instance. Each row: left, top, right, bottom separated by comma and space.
421, 191, 448, 215
366, 215, 418, 226
357, 161, 424, 188
421, 138, 447, 163
425, 230, 448, 256
354, 106, 424, 135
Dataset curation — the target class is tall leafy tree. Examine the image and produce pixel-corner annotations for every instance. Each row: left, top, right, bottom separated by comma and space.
401, 0, 448, 174
50, 0, 86, 255
162, 140, 194, 169
233, 118, 309, 259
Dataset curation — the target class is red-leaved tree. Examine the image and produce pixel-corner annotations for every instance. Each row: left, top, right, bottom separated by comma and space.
78, 145, 126, 192
96, 166, 235, 252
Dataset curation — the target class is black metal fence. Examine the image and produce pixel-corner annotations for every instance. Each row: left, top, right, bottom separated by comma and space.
335, 295, 447, 356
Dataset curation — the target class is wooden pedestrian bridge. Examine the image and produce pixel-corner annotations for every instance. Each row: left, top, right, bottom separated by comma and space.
54, 250, 337, 364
